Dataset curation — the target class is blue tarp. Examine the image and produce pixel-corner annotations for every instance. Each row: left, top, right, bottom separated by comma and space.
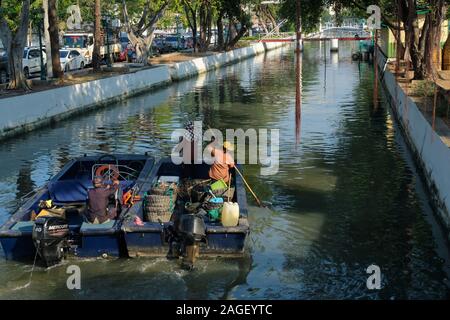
48, 179, 134, 203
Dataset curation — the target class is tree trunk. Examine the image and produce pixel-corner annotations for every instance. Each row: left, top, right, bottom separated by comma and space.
443, 33, 450, 70
184, 1, 198, 53
0, 0, 31, 89
48, 0, 63, 79
425, 0, 447, 78
43, 0, 53, 78
226, 23, 247, 50
92, 0, 102, 71
216, 12, 224, 50
199, 3, 206, 51
198, 1, 212, 52
264, 5, 278, 34
122, 0, 168, 64
255, 5, 269, 34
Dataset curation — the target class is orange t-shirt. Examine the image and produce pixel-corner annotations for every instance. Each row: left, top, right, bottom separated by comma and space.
208, 148, 234, 183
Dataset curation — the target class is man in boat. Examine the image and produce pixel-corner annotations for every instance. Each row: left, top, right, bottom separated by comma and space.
85, 176, 121, 224
207, 141, 235, 184
180, 121, 202, 178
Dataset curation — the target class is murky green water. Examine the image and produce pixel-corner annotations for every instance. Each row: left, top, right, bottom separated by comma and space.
0, 43, 449, 299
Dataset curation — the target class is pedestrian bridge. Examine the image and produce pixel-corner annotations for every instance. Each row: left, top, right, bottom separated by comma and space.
259, 18, 372, 42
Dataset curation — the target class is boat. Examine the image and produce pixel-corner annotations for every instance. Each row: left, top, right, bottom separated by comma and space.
0, 154, 154, 266
121, 158, 250, 267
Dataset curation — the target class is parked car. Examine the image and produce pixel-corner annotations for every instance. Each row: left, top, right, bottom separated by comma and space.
164, 35, 187, 51
23, 47, 47, 79
60, 49, 85, 72
0, 48, 8, 84
152, 38, 171, 54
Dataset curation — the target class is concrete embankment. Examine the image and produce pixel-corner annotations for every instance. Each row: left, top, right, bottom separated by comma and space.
0, 42, 286, 141
377, 48, 450, 240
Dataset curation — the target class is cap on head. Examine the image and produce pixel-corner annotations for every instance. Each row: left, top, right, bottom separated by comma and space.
93, 176, 104, 188
223, 141, 235, 151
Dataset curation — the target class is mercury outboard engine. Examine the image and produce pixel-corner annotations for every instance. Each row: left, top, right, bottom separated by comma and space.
32, 216, 69, 267
174, 214, 206, 270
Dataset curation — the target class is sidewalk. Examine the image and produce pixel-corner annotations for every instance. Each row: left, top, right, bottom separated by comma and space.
386, 61, 450, 148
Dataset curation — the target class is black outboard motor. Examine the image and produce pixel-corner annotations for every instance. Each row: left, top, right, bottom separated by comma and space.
32, 216, 69, 267
175, 214, 206, 269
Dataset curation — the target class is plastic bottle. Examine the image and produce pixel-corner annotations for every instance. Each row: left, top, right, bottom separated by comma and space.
221, 202, 239, 227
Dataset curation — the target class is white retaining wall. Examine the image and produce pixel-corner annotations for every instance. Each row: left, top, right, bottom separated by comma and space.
0, 66, 172, 139
377, 50, 450, 238
0, 41, 288, 140
169, 42, 286, 81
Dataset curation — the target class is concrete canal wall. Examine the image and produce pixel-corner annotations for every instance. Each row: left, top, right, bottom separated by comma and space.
169, 42, 285, 80
377, 49, 450, 240
0, 42, 287, 141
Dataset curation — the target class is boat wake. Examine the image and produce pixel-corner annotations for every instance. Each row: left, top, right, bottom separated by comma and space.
11, 281, 31, 291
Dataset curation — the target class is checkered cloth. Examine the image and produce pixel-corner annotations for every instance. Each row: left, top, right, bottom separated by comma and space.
183, 121, 201, 142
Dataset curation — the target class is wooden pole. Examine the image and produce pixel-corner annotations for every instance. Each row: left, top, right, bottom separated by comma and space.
234, 166, 264, 208
295, 0, 302, 144
373, 29, 379, 110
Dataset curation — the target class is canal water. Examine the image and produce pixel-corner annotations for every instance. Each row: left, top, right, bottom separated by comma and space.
0, 43, 449, 299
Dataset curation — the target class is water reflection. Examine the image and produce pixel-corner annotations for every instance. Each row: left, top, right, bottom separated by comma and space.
0, 43, 449, 299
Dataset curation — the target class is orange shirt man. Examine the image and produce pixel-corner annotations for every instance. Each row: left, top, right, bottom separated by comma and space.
208, 141, 235, 183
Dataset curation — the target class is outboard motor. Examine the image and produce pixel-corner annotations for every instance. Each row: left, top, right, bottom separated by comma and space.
32, 216, 69, 267
175, 214, 206, 269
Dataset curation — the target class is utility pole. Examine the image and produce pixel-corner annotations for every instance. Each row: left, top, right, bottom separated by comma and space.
38, 10, 46, 80
295, 0, 302, 144
295, 0, 302, 53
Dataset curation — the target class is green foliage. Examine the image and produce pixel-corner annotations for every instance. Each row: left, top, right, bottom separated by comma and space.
279, 0, 326, 33
0, 0, 24, 32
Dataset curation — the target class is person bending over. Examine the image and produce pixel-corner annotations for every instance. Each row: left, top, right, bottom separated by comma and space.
85, 176, 121, 224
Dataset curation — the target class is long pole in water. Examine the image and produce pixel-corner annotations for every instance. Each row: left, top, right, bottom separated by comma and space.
234, 167, 265, 208
295, 0, 302, 144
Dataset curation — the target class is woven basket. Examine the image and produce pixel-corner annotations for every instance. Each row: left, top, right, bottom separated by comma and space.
145, 210, 172, 223
146, 194, 172, 207
143, 184, 177, 222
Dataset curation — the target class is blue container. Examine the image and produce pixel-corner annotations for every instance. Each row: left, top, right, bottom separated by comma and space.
207, 197, 223, 221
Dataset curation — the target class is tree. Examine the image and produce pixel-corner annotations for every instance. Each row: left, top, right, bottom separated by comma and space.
183, 0, 200, 52
331, 0, 448, 79
0, 0, 31, 89
279, 0, 327, 34
215, 0, 252, 51
92, 0, 101, 71
122, 0, 170, 65
198, 0, 213, 51
255, 2, 279, 34
47, 0, 63, 79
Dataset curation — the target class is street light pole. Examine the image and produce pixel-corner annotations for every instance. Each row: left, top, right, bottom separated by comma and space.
38, 14, 46, 80
104, 16, 112, 67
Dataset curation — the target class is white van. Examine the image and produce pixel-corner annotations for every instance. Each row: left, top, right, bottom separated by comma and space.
23, 47, 47, 78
